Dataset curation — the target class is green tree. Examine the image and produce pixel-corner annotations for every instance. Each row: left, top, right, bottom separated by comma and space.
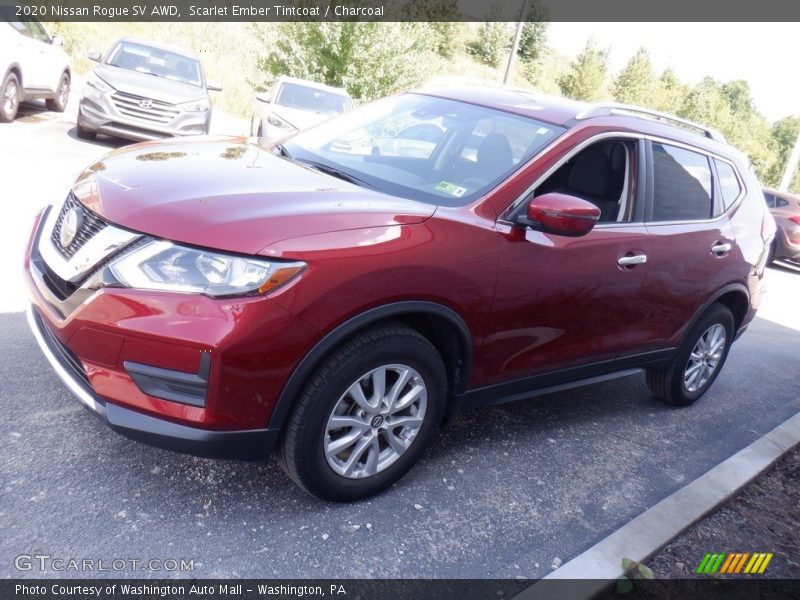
256, 22, 434, 101
557, 40, 609, 101
679, 77, 777, 182
401, 0, 461, 58
467, 3, 511, 68
769, 117, 800, 192
612, 48, 658, 106
653, 68, 690, 114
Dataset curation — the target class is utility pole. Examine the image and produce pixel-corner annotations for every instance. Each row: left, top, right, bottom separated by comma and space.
779, 129, 800, 192
503, 0, 529, 85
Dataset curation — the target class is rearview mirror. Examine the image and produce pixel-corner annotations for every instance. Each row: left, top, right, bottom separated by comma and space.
519, 192, 600, 237
206, 83, 223, 92
87, 50, 101, 62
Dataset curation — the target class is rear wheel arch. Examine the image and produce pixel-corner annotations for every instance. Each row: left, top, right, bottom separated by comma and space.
681, 283, 749, 344
267, 301, 473, 432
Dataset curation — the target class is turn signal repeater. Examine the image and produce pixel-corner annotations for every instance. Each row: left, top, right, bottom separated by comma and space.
258, 264, 306, 294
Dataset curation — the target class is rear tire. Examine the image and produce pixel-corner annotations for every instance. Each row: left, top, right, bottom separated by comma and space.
45, 72, 70, 112
277, 324, 446, 501
0, 72, 20, 123
646, 303, 734, 407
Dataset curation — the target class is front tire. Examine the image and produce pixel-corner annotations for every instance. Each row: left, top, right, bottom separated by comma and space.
45, 72, 70, 112
646, 303, 734, 407
0, 72, 21, 123
278, 324, 446, 501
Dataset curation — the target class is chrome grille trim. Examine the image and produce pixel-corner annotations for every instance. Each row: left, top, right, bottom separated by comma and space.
38, 194, 142, 284
111, 91, 180, 124
50, 193, 108, 259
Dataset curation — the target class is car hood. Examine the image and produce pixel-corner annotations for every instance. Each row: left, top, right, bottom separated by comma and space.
71, 137, 436, 255
271, 105, 334, 130
94, 64, 208, 104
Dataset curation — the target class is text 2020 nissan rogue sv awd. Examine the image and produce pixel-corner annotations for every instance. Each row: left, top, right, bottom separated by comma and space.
25, 87, 775, 500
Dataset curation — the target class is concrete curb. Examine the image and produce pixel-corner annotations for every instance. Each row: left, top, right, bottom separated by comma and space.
515, 410, 800, 599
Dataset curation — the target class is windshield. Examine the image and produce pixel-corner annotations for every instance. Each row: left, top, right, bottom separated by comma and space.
283, 93, 564, 206
276, 82, 353, 114
106, 41, 204, 87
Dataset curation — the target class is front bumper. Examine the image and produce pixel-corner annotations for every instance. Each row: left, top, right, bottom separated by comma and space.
25, 197, 321, 460
78, 86, 210, 142
27, 305, 279, 460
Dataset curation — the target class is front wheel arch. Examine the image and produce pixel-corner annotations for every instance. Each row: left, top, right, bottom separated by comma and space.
267, 301, 473, 432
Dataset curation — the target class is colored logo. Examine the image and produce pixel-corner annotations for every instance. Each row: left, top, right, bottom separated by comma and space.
696, 552, 773, 574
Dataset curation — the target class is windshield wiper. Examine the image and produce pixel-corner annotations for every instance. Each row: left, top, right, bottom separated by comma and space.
295, 158, 375, 190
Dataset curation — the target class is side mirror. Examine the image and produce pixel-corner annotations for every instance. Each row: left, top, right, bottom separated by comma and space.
255, 91, 271, 103
206, 83, 223, 92
51, 35, 64, 47
520, 192, 600, 237
87, 51, 101, 62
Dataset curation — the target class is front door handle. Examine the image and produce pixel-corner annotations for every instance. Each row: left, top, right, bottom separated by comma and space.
618, 254, 647, 266
711, 242, 732, 254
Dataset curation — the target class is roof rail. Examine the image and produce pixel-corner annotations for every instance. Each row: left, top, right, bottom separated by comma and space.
575, 103, 726, 143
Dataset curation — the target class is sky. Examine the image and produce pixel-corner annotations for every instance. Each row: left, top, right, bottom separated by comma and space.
545, 23, 800, 123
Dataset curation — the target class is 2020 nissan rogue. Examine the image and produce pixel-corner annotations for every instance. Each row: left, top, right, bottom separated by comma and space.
25, 86, 775, 500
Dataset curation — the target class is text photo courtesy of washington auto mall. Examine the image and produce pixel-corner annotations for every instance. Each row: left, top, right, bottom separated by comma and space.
1, 1, 799, 599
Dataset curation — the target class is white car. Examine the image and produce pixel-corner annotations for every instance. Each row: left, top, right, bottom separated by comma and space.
0, 18, 71, 122
250, 76, 353, 139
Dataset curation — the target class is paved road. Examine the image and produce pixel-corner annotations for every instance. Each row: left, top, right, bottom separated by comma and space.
1, 95, 799, 579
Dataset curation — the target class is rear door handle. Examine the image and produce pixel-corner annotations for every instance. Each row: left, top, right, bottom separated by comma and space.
618, 254, 647, 266
711, 243, 732, 254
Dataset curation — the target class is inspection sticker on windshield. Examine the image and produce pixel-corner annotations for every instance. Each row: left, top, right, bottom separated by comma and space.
435, 181, 468, 197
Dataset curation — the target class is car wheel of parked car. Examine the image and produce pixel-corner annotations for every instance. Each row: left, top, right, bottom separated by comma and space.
0, 72, 21, 123
76, 119, 97, 140
646, 303, 734, 407
45, 72, 70, 113
278, 324, 446, 501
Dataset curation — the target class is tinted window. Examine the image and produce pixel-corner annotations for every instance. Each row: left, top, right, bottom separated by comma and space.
777, 197, 789, 207
651, 143, 712, 221
764, 193, 776, 208
276, 83, 352, 115
715, 160, 742, 211
106, 41, 203, 87
26, 19, 50, 43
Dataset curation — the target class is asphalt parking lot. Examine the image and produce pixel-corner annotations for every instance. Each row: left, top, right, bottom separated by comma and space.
1, 93, 799, 580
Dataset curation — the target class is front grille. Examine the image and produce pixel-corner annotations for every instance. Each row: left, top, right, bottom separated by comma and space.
35, 310, 91, 389
50, 193, 108, 260
111, 91, 180, 124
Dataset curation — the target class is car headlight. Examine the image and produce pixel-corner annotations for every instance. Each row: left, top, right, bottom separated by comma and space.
267, 112, 296, 130
182, 99, 210, 112
109, 240, 305, 297
86, 73, 114, 93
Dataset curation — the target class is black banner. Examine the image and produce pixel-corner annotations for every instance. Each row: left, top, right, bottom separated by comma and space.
2, 0, 800, 22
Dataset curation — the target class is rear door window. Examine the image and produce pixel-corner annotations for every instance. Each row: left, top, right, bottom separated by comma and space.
714, 159, 742, 212
651, 143, 712, 221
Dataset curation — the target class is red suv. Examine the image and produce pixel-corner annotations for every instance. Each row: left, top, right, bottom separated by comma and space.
25, 87, 775, 500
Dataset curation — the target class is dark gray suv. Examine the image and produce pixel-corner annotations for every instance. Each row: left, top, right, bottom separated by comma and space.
77, 37, 220, 142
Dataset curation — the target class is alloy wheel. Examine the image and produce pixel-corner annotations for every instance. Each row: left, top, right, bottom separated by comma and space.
683, 323, 726, 393
3, 80, 18, 115
324, 363, 427, 479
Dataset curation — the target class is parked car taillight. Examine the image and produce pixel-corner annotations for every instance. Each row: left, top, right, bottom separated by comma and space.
789, 215, 800, 226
